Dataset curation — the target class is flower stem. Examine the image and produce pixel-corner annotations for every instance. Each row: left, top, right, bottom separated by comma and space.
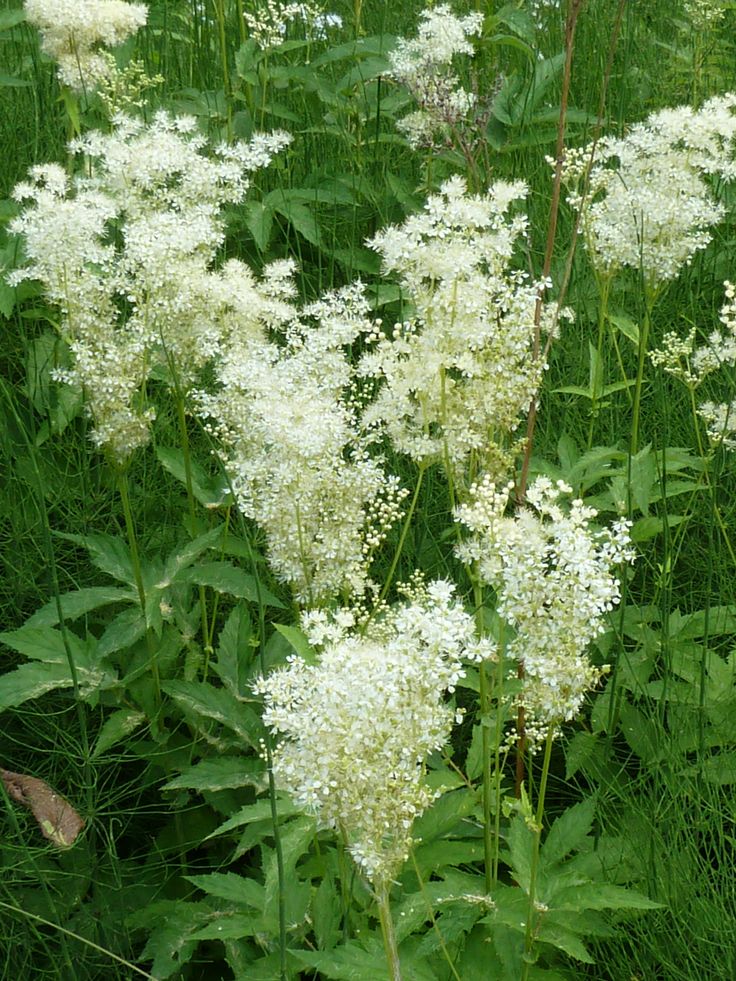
376, 883, 402, 981
521, 728, 555, 980
117, 468, 160, 703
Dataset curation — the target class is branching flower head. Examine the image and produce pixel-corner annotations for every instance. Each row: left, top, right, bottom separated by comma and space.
651, 281, 736, 451
244, 0, 325, 49
360, 176, 549, 483
388, 4, 483, 148
560, 95, 736, 289
255, 580, 485, 885
456, 476, 634, 738
9, 113, 290, 463
197, 282, 406, 606
24, 0, 148, 91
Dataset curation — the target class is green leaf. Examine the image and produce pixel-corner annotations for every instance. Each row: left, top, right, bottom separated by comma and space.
245, 200, 274, 251
180, 561, 284, 608
207, 798, 301, 839
506, 814, 534, 891
263, 815, 315, 932
631, 514, 686, 542
273, 199, 321, 246
163, 525, 227, 585
289, 941, 393, 981
163, 678, 264, 747
541, 798, 595, 867
0, 662, 86, 711
92, 708, 147, 757
156, 446, 228, 508
536, 920, 594, 963
0, 624, 89, 664
27, 586, 134, 627
188, 912, 259, 942
213, 603, 253, 697
132, 900, 210, 979
273, 624, 317, 665
163, 756, 267, 792
0, 10, 26, 31
312, 872, 341, 950
185, 872, 265, 910
553, 882, 662, 911
98, 607, 146, 657
54, 531, 134, 585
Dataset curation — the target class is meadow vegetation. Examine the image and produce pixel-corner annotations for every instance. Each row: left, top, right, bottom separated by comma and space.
1, 1, 736, 978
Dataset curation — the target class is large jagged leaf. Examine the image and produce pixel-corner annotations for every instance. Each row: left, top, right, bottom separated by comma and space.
179, 561, 284, 608
212, 603, 254, 698
54, 531, 135, 585
92, 708, 147, 758
0, 624, 90, 663
185, 872, 265, 910
541, 798, 596, 867
26, 586, 134, 627
162, 756, 267, 792
163, 678, 264, 747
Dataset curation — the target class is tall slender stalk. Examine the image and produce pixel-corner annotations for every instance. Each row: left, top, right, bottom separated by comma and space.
116, 468, 160, 703
521, 728, 555, 981
376, 883, 402, 981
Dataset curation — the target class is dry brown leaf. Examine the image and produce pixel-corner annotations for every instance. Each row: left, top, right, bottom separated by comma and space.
1, 768, 85, 848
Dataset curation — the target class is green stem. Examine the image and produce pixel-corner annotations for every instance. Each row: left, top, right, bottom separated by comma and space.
521, 728, 555, 981
370, 465, 425, 617
117, 469, 160, 703
472, 576, 494, 895
376, 883, 402, 981
173, 390, 211, 669
630, 293, 656, 457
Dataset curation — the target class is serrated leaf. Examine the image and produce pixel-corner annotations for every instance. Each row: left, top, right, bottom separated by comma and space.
27, 586, 134, 627
163, 525, 227, 585
92, 708, 147, 757
506, 814, 533, 890
163, 678, 263, 747
185, 872, 265, 910
207, 797, 300, 839
98, 607, 146, 657
553, 882, 662, 911
289, 941, 392, 981
181, 561, 284, 608
213, 603, 253, 697
542, 798, 595, 867
536, 920, 594, 963
313, 872, 341, 950
54, 531, 134, 585
263, 815, 315, 931
0, 662, 84, 711
188, 912, 259, 941
132, 900, 210, 979
0, 624, 89, 664
163, 756, 266, 792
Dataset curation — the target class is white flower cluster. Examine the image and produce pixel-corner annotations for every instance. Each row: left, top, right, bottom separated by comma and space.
388, 4, 483, 148
243, 0, 328, 49
684, 0, 727, 29
359, 176, 547, 482
456, 476, 634, 736
560, 94, 736, 288
198, 281, 406, 606
9, 113, 290, 463
24, 0, 148, 91
651, 281, 736, 450
255, 580, 483, 884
